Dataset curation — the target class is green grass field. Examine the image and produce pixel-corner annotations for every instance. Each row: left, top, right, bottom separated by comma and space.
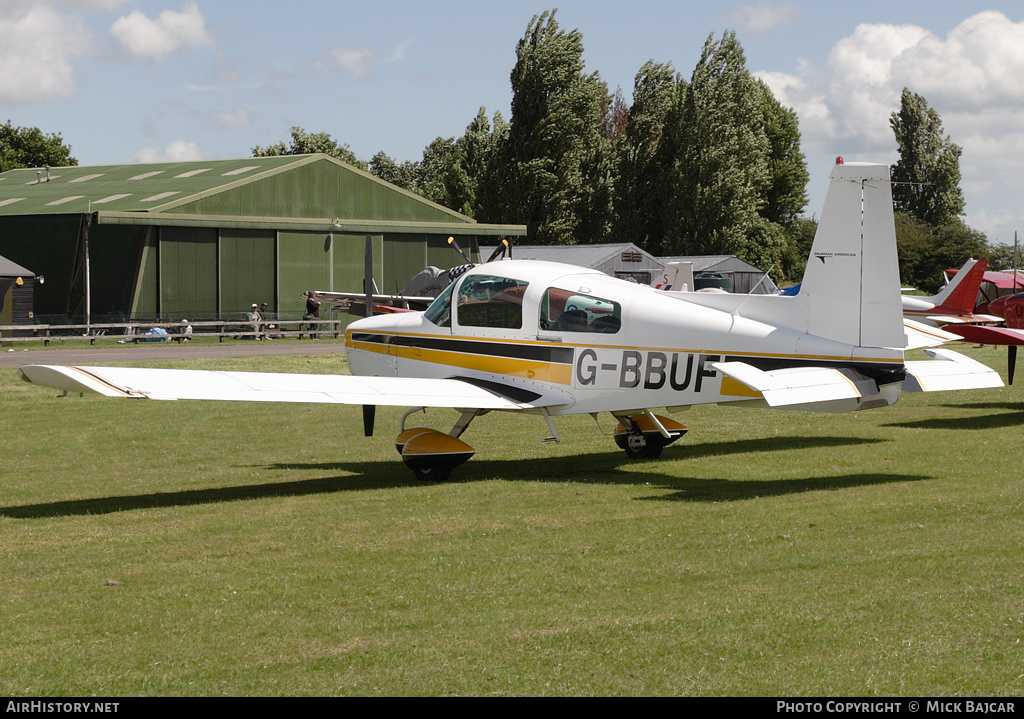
1, 345, 1022, 696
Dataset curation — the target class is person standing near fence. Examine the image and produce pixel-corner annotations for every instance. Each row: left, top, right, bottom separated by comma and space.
247, 303, 262, 340
303, 291, 320, 339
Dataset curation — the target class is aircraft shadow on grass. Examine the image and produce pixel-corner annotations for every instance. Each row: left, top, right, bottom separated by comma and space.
884, 402, 1024, 431
0, 434, 927, 519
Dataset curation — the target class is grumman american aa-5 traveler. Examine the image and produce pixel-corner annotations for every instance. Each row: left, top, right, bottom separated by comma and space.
19, 160, 1004, 481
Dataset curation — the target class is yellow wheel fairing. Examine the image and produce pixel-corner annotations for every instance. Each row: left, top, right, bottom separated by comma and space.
399, 430, 476, 481
394, 427, 438, 455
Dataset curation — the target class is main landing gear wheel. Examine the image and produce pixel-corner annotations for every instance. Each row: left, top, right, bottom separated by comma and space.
396, 428, 475, 482
613, 414, 688, 460
620, 433, 664, 460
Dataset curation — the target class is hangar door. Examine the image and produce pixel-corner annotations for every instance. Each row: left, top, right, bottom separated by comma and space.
160, 227, 217, 317
220, 229, 275, 314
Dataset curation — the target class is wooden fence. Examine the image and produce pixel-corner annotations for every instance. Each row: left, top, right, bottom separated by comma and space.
0, 319, 344, 345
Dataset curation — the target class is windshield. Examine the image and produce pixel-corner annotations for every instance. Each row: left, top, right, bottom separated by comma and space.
423, 282, 456, 327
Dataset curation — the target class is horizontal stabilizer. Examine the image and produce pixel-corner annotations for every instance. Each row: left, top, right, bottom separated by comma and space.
903, 319, 964, 349
903, 348, 1004, 392
18, 365, 564, 410
712, 361, 878, 407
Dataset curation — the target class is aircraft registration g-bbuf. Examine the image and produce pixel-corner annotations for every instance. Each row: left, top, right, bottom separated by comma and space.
19, 160, 1004, 480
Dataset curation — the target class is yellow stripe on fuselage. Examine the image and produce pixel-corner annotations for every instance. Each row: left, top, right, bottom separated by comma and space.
346, 335, 574, 384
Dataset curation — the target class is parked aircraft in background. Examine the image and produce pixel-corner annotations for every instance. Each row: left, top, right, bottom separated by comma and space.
965, 267, 1024, 315
312, 238, 512, 317
18, 160, 1003, 481
902, 259, 1024, 385
901, 258, 1000, 327
944, 289, 1024, 384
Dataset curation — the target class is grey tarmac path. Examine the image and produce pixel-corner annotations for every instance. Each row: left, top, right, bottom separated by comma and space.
0, 340, 348, 368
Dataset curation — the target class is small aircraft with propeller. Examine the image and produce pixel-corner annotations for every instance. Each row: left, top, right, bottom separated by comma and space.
898, 257, 1024, 385
901, 257, 997, 328
18, 160, 1004, 481
310, 238, 513, 317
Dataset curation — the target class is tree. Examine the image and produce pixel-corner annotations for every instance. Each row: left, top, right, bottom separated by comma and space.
252, 126, 367, 170
0, 121, 76, 172
671, 31, 772, 265
497, 10, 611, 243
368, 151, 419, 191
416, 109, 506, 217
895, 213, 988, 293
890, 88, 965, 226
757, 79, 808, 228
612, 61, 686, 250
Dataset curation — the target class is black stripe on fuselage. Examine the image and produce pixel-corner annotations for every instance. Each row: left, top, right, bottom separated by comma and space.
349, 333, 575, 365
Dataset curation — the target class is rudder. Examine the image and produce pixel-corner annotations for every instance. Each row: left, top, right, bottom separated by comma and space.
798, 161, 905, 349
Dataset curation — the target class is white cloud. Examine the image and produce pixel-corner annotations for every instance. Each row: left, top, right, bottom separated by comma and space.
315, 47, 375, 81
385, 40, 413, 64
0, 4, 93, 104
724, 1, 800, 35
764, 12, 1024, 156
110, 2, 212, 61
212, 106, 252, 128
758, 11, 1024, 241
134, 139, 215, 163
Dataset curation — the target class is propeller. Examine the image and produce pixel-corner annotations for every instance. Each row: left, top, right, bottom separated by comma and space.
486, 238, 512, 263
447, 236, 473, 265
363, 234, 374, 318
1009, 346, 1016, 386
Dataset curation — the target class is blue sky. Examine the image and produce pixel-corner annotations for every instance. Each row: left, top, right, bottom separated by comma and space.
3, 1, 1024, 245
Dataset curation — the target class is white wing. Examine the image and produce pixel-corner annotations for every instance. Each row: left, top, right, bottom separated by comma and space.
17, 365, 564, 410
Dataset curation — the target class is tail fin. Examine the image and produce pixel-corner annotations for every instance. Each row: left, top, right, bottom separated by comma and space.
798, 161, 905, 348
927, 257, 987, 314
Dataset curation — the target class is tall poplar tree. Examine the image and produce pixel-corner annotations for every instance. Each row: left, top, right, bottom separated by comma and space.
671, 31, 772, 263
497, 10, 611, 243
612, 61, 686, 250
890, 88, 965, 226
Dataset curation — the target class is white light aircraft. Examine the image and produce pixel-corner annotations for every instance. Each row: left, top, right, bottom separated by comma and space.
19, 161, 1003, 481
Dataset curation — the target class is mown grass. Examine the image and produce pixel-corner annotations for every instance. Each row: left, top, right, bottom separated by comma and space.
1, 345, 1022, 696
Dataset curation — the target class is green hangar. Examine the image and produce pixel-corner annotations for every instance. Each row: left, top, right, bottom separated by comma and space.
0, 154, 526, 323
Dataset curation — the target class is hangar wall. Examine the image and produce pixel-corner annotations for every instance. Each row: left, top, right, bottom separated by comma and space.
0, 154, 525, 323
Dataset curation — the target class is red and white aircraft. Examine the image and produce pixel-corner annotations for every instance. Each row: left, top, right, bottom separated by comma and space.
901, 260, 1024, 384
902, 257, 998, 328
19, 161, 1003, 480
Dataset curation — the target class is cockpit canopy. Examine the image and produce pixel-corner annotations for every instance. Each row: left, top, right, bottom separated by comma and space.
424, 271, 621, 335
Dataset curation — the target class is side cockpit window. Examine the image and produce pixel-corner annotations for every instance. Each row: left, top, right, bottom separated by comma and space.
455, 275, 529, 329
540, 287, 621, 334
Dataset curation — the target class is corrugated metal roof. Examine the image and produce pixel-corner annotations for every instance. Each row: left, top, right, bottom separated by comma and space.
661, 255, 766, 273
480, 243, 661, 267
0, 154, 526, 236
0, 156, 301, 215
